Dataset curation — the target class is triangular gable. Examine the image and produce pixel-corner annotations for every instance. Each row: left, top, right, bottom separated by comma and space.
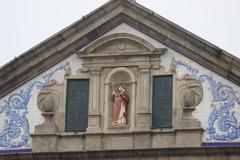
0, 0, 239, 98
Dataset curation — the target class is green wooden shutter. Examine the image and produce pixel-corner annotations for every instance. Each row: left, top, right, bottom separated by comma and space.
152, 75, 173, 128
65, 79, 89, 131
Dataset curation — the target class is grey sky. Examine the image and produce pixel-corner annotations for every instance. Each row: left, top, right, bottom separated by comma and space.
0, 0, 239, 67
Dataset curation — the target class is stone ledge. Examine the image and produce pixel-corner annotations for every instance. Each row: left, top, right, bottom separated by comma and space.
31, 129, 177, 136
1, 147, 240, 160
31, 129, 203, 152
77, 50, 165, 58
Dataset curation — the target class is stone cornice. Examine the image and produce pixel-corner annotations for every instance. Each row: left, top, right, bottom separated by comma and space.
77, 51, 165, 58
1, 147, 240, 159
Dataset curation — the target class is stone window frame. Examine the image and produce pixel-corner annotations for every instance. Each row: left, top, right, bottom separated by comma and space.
103, 67, 137, 131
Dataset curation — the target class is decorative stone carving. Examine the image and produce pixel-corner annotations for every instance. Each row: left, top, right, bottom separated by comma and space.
31, 31, 205, 153
81, 33, 157, 55
37, 80, 61, 113
77, 33, 167, 71
104, 67, 136, 131
64, 62, 71, 77
176, 74, 203, 128
77, 67, 89, 74
76, 33, 165, 132
177, 74, 203, 109
35, 79, 62, 133
170, 61, 177, 74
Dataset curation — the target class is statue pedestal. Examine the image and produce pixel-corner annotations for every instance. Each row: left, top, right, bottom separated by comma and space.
35, 112, 58, 133
175, 119, 201, 128
175, 128, 203, 147
176, 107, 201, 128
174, 106, 203, 147
35, 123, 58, 134
111, 122, 128, 128
32, 112, 58, 152
31, 134, 58, 152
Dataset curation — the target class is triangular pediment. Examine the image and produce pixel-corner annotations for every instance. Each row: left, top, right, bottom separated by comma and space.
0, 0, 240, 98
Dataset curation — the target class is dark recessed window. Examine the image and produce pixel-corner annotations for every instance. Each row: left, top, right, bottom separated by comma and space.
152, 75, 173, 128
65, 79, 89, 132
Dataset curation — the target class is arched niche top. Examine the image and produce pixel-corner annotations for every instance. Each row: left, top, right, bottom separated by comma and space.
77, 33, 166, 69
80, 33, 157, 54
105, 67, 136, 84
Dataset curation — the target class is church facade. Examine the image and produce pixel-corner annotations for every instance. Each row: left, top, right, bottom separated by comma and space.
0, 0, 240, 159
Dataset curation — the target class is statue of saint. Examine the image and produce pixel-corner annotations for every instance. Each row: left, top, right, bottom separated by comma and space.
112, 85, 129, 126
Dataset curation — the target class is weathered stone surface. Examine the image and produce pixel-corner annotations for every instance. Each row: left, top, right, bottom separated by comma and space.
174, 74, 203, 130
34, 123, 58, 134
176, 74, 203, 109
85, 135, 102, 150
31, 130, 202, 152
134, 133, 151, 149
2, 147, 240, 160
32, 135, 58, 152
2, 0, 240, 158
34, 80, 63, 134
57, 136, 84, 152
31, 32, 204, 153
176, 128, 203, 147
37, 80, 62, 113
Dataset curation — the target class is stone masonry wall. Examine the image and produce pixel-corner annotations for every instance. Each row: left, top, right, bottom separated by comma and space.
0, 147, 239, 160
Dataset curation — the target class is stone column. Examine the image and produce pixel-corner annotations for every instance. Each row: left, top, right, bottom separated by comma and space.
137, 65, 151, 129
87, 68, 101, 132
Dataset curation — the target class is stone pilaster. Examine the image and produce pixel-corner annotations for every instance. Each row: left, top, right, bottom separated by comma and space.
87, 68, 101, 132
137, 66, 151, 129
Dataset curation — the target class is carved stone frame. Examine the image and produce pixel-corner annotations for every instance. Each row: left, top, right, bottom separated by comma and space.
77, 33, 166, 133
32, 32, 204, 152
104, 67, 136, 131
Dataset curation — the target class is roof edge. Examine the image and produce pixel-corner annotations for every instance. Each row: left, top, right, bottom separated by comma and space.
0, 0, 240, 98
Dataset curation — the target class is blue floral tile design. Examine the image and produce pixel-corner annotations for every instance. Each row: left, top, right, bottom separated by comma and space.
0, 63, 69, 149
171, 57, 240, 142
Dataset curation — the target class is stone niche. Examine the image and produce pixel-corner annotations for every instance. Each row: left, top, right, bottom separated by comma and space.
104, 67, 136, 130
32, 33, 203, 152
